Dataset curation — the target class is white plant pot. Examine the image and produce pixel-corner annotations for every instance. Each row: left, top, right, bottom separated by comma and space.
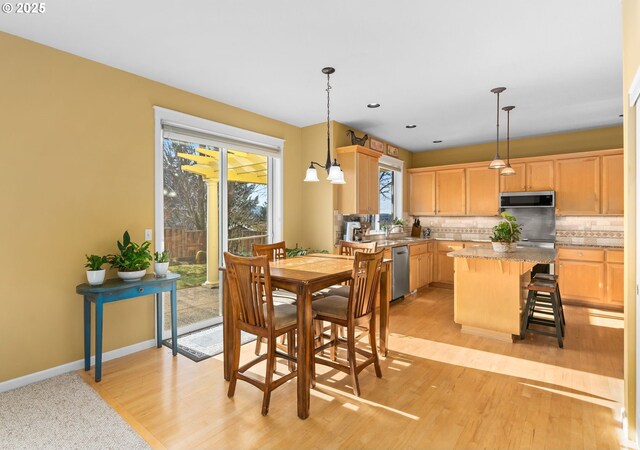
86, 269, 106, 286
492, 241, 516, 253
117, 269, 147, 282
155, 262, 170, 277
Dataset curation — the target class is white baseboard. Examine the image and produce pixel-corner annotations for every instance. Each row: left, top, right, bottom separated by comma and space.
0, 339, 157, 393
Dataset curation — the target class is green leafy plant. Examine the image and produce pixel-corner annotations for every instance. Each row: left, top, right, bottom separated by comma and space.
154, 250, 170, 263
85, 254, 107, 271
108, 231, 152, 272
490, 212, 522, 243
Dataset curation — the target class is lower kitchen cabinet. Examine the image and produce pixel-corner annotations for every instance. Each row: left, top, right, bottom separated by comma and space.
433, 241, 464, 287
557, 247, 623, 310
409, 242, 432, 291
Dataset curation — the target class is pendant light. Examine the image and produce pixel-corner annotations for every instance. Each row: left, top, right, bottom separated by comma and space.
500, 105, 516, 176
304, 67, 345, 184
488, 87, 507, 169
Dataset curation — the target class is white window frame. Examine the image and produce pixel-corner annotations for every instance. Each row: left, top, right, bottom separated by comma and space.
371, 155, 404, 234
153, 106, 284, 338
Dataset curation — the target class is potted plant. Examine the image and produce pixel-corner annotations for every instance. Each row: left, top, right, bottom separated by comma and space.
490, 212, 522, 253
154, 249, 170, 277
107, 231, 152, 282
85, 254, 108, 285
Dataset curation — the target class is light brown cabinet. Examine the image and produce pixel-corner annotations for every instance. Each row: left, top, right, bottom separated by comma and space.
555, 157, 600, 215
557, 247, 623, 310
500, 161, 553, 192
499, 163, 526, 192
436, 169, 465, 215
602, 154, 624, 215
433, 241, 464, 286
336, 145, 381, 215
409, 171, 436, 215
409, 243, 432, 291
466, 166, 499, 215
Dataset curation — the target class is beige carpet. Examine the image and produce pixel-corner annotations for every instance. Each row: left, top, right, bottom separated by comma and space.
0, 373, 149, 449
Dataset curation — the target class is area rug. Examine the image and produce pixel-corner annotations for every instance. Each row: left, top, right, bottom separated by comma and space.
0, 373, 149, 450
163, 324, 256, 362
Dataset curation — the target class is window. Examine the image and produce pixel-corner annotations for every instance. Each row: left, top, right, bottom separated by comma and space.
374, 155, 404, 232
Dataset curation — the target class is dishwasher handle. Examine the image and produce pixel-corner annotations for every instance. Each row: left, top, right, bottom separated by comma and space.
395, 250, 407, 255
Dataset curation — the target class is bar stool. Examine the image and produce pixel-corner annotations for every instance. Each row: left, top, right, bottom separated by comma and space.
532, 273, 566, 326
520, 278, 564, 348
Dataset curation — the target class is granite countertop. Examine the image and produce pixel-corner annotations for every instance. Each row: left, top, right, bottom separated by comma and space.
447, 246, 557, 263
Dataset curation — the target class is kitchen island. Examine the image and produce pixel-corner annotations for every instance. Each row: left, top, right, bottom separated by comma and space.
447, 246, 557, 342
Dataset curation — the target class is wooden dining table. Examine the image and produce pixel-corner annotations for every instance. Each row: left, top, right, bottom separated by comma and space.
222, 253, 392, 419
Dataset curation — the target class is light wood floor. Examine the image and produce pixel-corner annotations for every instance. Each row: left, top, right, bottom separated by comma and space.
79, 287, 626, 449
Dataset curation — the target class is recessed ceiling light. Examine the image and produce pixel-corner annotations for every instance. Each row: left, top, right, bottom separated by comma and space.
367, 103, 380, 108
433, 140, 442, 144
406, 124, 417, 129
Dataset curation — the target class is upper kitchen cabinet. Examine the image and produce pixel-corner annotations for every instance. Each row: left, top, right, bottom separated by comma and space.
336, 145, 381, 215
466, 166, 499, 215
436, 169, 466, 215
602, 153, 624, 215
555, 156, 600, 215
409, 171, 436, 215
499, 161, 553, 192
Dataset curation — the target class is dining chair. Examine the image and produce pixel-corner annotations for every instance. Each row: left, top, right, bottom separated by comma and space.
224, 252, 299, 415
312, 249, 384, 396
322, 240, 378, 298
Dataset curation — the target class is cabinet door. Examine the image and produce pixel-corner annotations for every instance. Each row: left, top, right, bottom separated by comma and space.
436, 169, 466, 215
557, 260, 604, 303
434, 242, 463, 284
409, 172, 436, 215
355, 153, 378, 215
466, 166, 499, 215
555, 157, 600, 215
606, 262, 624, 307
410, 254, 419, 292
602, 154, 624, 215
526, 160, 554, 191
500, 162, 526, 192
418, 254, 432, 287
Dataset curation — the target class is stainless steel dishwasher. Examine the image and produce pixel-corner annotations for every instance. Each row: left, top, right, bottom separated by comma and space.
392, 245, 410, 300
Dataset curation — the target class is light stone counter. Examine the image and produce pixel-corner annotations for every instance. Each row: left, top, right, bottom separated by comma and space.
447, 246, 557, 264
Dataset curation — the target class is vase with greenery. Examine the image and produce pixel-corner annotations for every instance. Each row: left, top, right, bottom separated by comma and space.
381, 217, 405, 237
108, 231, 152, 281
85, 254, 108, 285
490, 212, 522, 253
154, 249, 170, 277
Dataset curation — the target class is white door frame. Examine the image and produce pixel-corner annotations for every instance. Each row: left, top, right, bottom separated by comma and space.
630, 66, 640, 442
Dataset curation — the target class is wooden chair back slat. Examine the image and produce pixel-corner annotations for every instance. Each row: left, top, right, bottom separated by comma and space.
224, 252, 274, 330
253, 241, 287, 261
338, 240, 377, 256
348, 249, 384, 320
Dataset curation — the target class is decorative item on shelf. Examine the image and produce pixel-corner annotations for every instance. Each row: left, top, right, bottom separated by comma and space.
488, 87, 507, 169
85, 254, 107, 286
303, 67, 346, 185
386, 144, 399, 157
154, 249, 170, 277
108, 231, 152, 282
369, 137, 385, 153
382, 217, 405, 237
500, 106, 516, 176
490, 212, 522, 253
346, 130, 369, 146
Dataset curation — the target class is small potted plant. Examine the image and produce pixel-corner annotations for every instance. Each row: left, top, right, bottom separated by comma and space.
107, 231, 152, 282
85, 254, 108, 285
154, 250, 170, 277
490, 212, 522, 253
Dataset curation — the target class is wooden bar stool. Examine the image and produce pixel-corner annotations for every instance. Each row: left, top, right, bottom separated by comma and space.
520, 278, 564, 348
532, 273, 566, 326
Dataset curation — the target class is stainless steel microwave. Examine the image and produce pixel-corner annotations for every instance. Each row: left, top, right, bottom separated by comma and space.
499, 191, 555, 208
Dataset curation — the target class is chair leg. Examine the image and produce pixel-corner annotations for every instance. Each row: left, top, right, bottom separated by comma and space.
347, 328, 360, 397
330, 324, 338, 361
262, 339, 275, 416
551, 293, 564, 349
254, 337, 262, 356
369, 324, 382, 378
520, 290, 535, 339
228, 328, 241, 398
287, 330, 296, 372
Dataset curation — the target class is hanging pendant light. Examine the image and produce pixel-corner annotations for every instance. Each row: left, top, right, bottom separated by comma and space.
303, 67, 345, 184
500, 105, 516, 176
488, 87, 507, 169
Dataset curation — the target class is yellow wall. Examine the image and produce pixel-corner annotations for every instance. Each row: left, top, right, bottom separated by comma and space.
412, 126, 623, 167
0, 32, 305, 382
623, 0, 640, 440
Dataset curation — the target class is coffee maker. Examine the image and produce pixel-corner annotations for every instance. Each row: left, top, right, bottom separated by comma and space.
344, 221, 362, 242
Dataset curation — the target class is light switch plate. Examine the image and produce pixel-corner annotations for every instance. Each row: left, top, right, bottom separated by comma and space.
145, 229, 153, 241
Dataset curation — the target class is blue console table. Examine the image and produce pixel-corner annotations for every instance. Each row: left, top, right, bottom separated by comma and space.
76, 273, 180, 382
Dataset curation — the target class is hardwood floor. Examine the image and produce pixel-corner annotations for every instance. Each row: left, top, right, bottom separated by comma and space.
78, 287, 626, 449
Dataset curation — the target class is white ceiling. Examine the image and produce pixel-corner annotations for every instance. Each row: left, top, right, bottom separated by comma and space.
0, 0, 622, 151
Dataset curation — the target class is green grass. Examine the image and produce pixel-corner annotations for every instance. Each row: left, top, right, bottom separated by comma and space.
170, 264, 207, 290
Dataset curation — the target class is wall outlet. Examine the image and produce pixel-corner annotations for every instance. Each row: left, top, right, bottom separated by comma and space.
145, 229, 153, 241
